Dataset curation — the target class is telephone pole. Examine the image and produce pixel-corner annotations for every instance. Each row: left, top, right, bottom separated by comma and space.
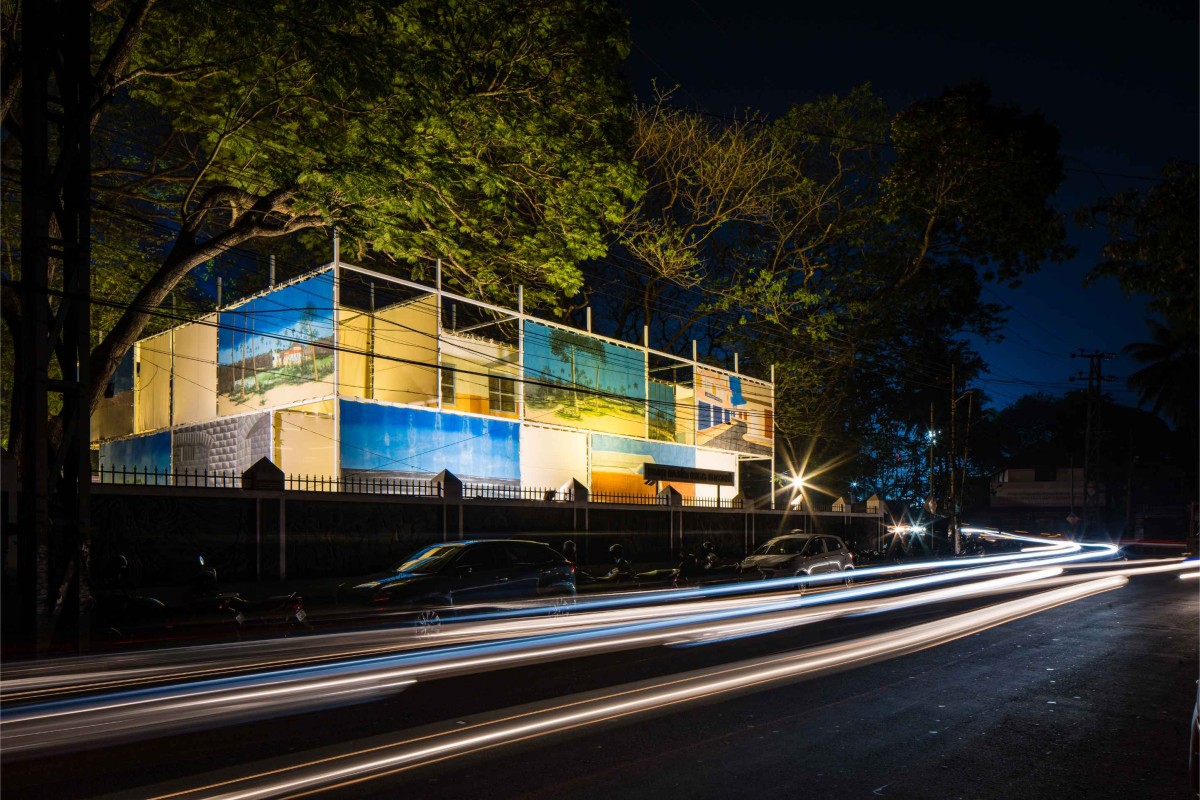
1070, 351, 1117, 539
947, 362, 974, 556
17, 0, 94, 651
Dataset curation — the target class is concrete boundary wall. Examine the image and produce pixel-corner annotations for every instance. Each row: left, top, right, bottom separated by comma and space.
87, 486, 885, 587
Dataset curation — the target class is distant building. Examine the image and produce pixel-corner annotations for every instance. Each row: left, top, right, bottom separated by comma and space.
271, 344, 304, 368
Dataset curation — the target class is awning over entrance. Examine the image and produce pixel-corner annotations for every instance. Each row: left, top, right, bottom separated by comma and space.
642, 462, 735, 486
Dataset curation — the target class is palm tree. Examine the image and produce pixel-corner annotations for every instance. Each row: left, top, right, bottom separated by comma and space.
1123, 317, 1198, 446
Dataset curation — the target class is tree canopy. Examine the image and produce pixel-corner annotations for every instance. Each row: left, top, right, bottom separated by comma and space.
1079, 160, 1198, 333
1, 0, 641, 449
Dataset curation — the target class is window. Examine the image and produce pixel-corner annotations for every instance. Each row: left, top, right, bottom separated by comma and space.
505, 542, 558, 566
824, 537, 843, 551
456, 545, 497, 570
1034, 465, 1057, 482
754, 537, 808, 556
440, 368, 455, 405
803, 538, 827, 556
488, 374, 517, 414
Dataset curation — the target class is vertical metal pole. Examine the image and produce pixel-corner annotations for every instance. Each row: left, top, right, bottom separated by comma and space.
517, 286, 525, 424
19, 0, 52, 649
255, 498, 262, 581
332, 228, 340, 265
331, 265, 341, 488
278, 496, 286, 580
268, 255, 276, 287
367, 282, 375, 399
436, 260, 443, 410
770, 364, 776, 511
586, 306, 592, 333
734, 352, 739, 373
216, 277, 222, 309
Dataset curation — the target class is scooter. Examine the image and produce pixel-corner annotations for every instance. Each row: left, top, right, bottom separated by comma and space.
182, 556, 309, 634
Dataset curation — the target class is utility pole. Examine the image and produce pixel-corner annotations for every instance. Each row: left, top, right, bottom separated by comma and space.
18, 0, 93, 651
947, 363, 973, 556
925, 402, 937, 517
1070, 350, 1117, 540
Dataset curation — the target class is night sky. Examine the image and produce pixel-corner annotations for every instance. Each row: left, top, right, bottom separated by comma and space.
620, 0, 1198, 409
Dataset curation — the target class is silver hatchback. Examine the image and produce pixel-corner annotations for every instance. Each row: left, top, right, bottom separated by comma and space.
740, 533, 855, 585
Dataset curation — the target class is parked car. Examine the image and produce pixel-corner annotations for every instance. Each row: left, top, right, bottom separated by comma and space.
739, 533, 855, 587
337, 540, 576, 625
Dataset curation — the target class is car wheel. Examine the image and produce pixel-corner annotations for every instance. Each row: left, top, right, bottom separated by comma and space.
414, 608, 442, 636
795, 570, 808, 596
546, 594, 575, 617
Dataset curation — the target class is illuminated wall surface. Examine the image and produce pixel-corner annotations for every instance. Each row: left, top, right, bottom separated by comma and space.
339, 399, 520, 484
520, 425, 587, 490
523, 320, 647, 437
135, 331, 172, 433
99, 431, 171, 484
173, 316, 218, 425
217, 272, 336, 416
695, 367, 772, 457
275, 400, 335, 480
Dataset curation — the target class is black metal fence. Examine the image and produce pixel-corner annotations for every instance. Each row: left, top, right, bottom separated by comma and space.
92, 466, 750, 508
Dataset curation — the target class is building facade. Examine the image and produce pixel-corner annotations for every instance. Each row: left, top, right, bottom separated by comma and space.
92, 263, 774, 500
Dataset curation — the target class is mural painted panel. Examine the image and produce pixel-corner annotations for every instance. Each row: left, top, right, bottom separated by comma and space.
340, 400, 520, 484
695, 367, 773, 457
92, 348, 135, 441
99, 431, 171, 484
590, 433, 695, 496
648, 354, 694, 445
523, 321, 646, 437
217, 272, 335, 415
172, 412, 272, 483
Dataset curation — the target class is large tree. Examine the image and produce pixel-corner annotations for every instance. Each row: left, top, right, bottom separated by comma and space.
1079, 160, 1198, 332
1, 0, 641, 459
597, 82, 1071, 500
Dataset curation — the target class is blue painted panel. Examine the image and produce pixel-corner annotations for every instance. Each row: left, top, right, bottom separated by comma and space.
340, 400, 520, 481
99, 431, 171, 484
591, 434, 695, 469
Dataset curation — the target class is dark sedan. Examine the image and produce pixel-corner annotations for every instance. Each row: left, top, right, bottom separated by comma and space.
337, 540, 576, 622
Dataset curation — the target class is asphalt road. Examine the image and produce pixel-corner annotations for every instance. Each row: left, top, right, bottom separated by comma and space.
3, 569, 1196, 800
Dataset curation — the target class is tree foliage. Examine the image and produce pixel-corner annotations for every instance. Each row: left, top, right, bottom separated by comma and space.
1079, 159, 1198, 332
1, 0, 641, 454
593, 82, 1072, 500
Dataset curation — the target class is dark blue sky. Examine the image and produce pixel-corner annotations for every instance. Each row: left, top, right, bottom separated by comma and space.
619, 0, 1198, 409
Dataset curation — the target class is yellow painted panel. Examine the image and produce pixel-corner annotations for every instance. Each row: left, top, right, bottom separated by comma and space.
173, 318, 217, 425
374, 295, 437, 406
337, 308, 370, 399
274, 404, 335, 482
134, 332, 172, 433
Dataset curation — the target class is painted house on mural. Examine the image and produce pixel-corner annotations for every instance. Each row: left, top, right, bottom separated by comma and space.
92, 263, 775, 500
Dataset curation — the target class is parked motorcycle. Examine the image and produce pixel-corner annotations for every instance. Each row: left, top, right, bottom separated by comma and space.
90, 555, 308, 645
182, 556, 309, 634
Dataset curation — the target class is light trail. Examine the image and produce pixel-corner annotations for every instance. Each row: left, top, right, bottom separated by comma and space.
13, 545, 1193, 758
0, 563, 1067, 755
139, 576, 1129, 800
1, 531, 1118, 704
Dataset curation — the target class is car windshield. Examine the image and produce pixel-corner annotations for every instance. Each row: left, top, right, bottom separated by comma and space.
390, 545, 461, 574
753, 538, 808, 556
